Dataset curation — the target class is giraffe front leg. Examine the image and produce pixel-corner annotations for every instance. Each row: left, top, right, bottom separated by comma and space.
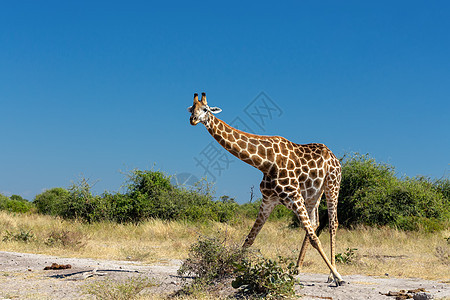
291, 197, 345, 286
243, 197, 277, 248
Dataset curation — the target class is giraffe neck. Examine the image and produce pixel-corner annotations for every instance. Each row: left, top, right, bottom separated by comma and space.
204, 114, 276, 173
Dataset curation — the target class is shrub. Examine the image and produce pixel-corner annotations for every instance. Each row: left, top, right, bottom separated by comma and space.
84, 277, 155, 300
177, 236, 246, 283
2, 229, 35, 243
0, 193, 34, 213
34, 188, 70, 215
337, 154, 449, 231
335, 248, 358, 264
232, 255, 299, 299
178, 236, 299, 299
59, 178, 111, 222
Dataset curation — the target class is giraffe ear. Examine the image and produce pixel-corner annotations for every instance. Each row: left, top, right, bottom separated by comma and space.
187, 106, 193, 113
209, 107, 222, 114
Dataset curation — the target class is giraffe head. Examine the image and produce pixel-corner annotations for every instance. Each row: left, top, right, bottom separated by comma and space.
187, 92, 222, 126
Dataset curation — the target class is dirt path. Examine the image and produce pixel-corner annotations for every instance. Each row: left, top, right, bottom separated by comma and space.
0, 251, 448, 299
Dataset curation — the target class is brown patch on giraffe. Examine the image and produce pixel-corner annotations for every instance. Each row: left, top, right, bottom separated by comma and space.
218, 122, 224, 131
287, 159, 295, 170
248, 138, 257, 145
299, 173, 307, 182
239, 150, 250, 159
313, 178, 322, 188
275, 185, 283, 193
242, 157, 253, 164
237, 140, 247, 149
322, 147, 331, 160
278, 178, 289, 186
280, 144, 289, 156
227, 133, 235, 143
260, 140, 272, 147
218, 137, 226, 148
318, 169, 324, 177
307, 187, 316, 196
305, 178, 313, 189
260, 161, 272, 173
317, 157, 324, 168
252, 155, 262, 166
275, 155, 287, 168
257, 145, 267, 157
289, 178, 298, 186
231, 143, 240, 154
310, 169, 318, 178
279, 192, 288, 199
266, 148, 275, 162
308, 160, 317, 168
274, 143, 281, 153
248, 143, 257, 154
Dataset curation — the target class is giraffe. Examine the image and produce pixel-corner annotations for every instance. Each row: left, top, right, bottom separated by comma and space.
188, 92, 345, 286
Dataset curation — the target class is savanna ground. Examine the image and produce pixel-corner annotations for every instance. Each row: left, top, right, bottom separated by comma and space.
0, 211, 449, 299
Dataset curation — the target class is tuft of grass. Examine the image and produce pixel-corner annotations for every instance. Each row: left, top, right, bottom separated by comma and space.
44, 230, 87, 249
2, 229, 35, 243
84, 276, 156, 300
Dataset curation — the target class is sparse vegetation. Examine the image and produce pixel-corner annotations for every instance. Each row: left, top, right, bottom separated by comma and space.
232, 255, 299, 299
335, 247, 358, 264
178, 236, 246, 283
84, 276, 156, 299
177, 236, 299, 299
2, 229, 35, 243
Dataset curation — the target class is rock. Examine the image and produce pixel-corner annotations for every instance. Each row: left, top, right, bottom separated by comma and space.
413, 292, 434, 300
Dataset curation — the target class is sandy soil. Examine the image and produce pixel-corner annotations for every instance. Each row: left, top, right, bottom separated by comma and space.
0, 250, 448, 299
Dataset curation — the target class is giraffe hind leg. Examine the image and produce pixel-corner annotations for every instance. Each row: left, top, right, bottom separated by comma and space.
296, 192, 323, 270
324, 167, 342, 284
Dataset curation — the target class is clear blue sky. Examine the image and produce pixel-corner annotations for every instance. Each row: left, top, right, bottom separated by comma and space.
1, 1, 449, 203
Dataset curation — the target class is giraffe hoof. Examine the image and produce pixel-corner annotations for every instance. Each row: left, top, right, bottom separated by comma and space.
336, 279, 347, 287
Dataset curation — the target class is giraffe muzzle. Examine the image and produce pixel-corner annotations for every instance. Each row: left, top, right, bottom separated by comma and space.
190, 116, 199, 125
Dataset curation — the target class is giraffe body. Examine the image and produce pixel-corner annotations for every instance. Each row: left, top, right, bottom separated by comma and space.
188, 93, 345, 285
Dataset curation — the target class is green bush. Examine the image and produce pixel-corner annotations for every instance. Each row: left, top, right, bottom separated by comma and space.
178, 236, 246, 283
232, 255, 299, 299
34, 188, 70, 215
178, 236, 299, 299
0, 193, 34, 213
337, 154, 449, 231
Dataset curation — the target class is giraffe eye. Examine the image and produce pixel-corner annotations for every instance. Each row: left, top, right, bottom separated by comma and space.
203, 108, 208, 112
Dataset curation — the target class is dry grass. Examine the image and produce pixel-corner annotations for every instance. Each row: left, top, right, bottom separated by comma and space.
0, 211, 448, 281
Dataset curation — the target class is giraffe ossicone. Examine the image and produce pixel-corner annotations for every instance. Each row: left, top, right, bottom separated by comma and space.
188, 92, 346, 286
